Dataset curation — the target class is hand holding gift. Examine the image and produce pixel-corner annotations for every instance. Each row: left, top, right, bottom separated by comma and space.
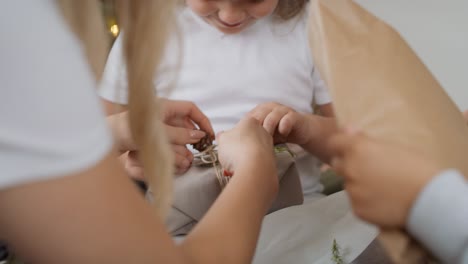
108, 99, 215, 180
247, 102, 312, 146
328, 128, 442, 227
166, 117, 304, 235
307, 0, 468, 262
217, 117, 277, 189
247, 102, 337, 163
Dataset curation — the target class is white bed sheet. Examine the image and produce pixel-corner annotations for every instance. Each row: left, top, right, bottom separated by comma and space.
253, 191, 378, 264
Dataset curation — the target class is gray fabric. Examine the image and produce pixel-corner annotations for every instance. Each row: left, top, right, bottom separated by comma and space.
166, 151, 304, 235
252, 191, 377, 264
0, 243, 7, 261
350, 240, 393, 264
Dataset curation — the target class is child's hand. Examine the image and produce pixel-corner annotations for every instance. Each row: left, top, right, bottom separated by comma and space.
328, 129, 442, 228
217, 117, 277, 186
463, 110, 468, 123
247, 102, 311, 145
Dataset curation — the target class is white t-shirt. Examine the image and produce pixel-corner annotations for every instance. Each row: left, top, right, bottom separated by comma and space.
100, 7, 331, 196
0, 1, 112, 189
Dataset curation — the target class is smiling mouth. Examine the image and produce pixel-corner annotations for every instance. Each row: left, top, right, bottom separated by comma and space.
218, 20, 244, 28
213, 16, 251, 29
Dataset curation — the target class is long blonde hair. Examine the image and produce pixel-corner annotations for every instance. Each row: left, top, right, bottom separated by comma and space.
57, 0, 175, 218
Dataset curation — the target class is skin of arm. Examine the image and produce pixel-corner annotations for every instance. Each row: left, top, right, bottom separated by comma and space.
316, 103, 335, 118
0, 150, 276, 264
102, 99, 127, 116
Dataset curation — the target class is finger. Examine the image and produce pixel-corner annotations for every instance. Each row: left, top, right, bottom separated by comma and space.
330, 156, 344, 173
263, 107, 290, 136
184, 118, 197, 130
278, 111, 299, 137
127, 151, 142, 167
174, 152, 191, 174
248, 105, 272, 124
172, 144, 193, 161
242, 115, 263, 125
172, 145, 192, 168
327, 132, 357, 157
330, 158, 354, 183
165, 116, 187, 128
165, 125, 206, 145
174, 166, 189, 175
125, 152, 146, 181
125, 165, 146, 181
125, 166, 145, 180
118, 152, 130, 166
174, 101, 214, 137
165, 116, 197, 131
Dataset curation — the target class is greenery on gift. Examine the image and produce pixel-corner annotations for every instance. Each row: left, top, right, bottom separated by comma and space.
332, 239, 344, 264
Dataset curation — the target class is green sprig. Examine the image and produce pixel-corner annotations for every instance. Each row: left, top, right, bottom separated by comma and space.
332, 239, 344, 264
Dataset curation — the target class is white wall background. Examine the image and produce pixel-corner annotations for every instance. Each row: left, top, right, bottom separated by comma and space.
354, 0, 468, 110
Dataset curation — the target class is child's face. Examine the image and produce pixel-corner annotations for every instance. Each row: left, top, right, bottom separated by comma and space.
186, 0, 279, 34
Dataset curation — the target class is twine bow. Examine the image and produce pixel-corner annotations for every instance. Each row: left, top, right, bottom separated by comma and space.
192, 145, 295, 189
193, 145, 230, 188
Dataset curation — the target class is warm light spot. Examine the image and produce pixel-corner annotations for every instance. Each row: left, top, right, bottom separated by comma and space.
110, 24, 119, 37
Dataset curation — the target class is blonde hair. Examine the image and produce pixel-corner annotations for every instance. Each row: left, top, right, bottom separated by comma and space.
176, 0, 308, 21
57, 0, 175, 218
275, 0, 308, 20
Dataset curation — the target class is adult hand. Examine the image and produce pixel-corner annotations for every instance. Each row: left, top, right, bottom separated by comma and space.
111, 99, 214, 180
217, 117, 277, 192
328, 129, 442, 227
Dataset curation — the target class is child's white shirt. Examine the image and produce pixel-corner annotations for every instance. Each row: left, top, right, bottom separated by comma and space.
100, 8, 332, 196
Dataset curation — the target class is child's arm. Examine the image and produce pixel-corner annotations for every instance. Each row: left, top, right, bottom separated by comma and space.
327, 129, 468, 264
315, 103, 335, 118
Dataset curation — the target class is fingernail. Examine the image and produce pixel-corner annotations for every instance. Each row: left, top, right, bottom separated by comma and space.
190, 130, 206, 139
182, 159, 191, 168
223, 169, 233, 177
187, 152, 194, 161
